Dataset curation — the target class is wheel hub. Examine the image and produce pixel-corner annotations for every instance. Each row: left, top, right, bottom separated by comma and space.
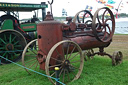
6, 44, 14, 51
62, 60, 70, 69
64, 60, 70, 65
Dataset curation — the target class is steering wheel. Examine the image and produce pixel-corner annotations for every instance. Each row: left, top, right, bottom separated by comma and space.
91, 7, 115, 42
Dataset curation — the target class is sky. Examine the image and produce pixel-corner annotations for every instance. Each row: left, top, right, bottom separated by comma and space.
0, 0, 128, 19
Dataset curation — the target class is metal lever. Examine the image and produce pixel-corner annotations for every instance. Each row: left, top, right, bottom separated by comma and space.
48, 0, 54, 14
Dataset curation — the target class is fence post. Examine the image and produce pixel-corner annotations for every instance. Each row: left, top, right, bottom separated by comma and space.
55, 67, 60, 85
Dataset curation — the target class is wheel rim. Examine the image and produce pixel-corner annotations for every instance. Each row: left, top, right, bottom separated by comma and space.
92, 7, 115, 42
0, 30, 26, 64
45, 40, 84, 84
112, 51, 123, 66
22, 39, 39, 74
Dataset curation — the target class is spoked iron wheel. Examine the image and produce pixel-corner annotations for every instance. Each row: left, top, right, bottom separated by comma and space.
22, 39, 39, 74
84, 49, 94, 61
45, 40, 84, 84
92, 7, 115, 42
112, 51, 123, 66
0, 30, 26, 64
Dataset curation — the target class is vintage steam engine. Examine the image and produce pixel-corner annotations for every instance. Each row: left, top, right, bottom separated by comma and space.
22, 1, 123, 84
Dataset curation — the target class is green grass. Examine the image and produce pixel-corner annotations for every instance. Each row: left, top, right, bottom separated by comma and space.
0, 35, 128, 85
69, 56, 128, 85
114, 34, 128, 35
0, 56, 128, 85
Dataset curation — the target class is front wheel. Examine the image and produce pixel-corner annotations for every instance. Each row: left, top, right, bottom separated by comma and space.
45, 40, 84, 84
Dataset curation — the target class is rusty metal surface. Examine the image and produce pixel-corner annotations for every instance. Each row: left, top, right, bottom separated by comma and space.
37, 12, 63, 70
36, 7, 116, 70
92, 7, 115, 42
24, 6, 118, 84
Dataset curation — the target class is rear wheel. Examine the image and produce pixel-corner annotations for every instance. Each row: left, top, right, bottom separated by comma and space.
22, 39, 39, 74
0, 30, 26, 64
112, 51, 123, 66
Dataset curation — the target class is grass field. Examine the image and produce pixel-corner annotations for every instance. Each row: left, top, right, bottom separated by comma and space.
0, 35, 128, 85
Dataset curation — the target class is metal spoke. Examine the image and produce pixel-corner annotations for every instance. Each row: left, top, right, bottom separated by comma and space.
9, 34, 12, 43
25, 58, 37, 64
35, 62, 39, 71
28, 61, 38, 69
66, 42, 70, 59
70, 69, 76, 76
67, 45, 76, 60
69, 52, 79, 60
6, 53, 9, 60
49, 63, 62, 68
63, 69, 66, 83
0, 38, 6, 44
102, 9, 107, 24
97, 26, 104, 32
2, 52, 7, 57
50, 57, 63, 63
14, 45, 22, 47
69, 64, 79, 70
107, 26, 111, 34
11, 36, 16, 42
0, 47, 5, 50
25, 55, 37, 57
55, 49, 63, 58
66, 69, 70, 81
51, 72, 55, 77
59, 66, 63, 76
102, 28, 107, 40
70, 60, 81, 63
13, 52, 17, 55
104, 18, 112, 35
10, 54, 14, 60
28, 47, 37, 55
13, 41, 19, 45
4, 34, 7, 42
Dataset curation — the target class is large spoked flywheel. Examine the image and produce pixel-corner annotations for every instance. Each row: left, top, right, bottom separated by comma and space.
73, 10, 93, 23
0, 30, 27, 64
92, 7, 115, 42
45, 40, 84, 84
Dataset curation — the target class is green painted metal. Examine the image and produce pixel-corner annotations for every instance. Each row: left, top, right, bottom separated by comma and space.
0, 2, 47, 64
34, 31, 37, 38
0, 2, 48, 11
20, 23, 36, 32
0, 30, 27, 64
1, 19, 14, 30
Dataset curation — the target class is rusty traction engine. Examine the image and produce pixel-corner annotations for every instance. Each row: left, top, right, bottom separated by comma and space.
22, 7, 123, 84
